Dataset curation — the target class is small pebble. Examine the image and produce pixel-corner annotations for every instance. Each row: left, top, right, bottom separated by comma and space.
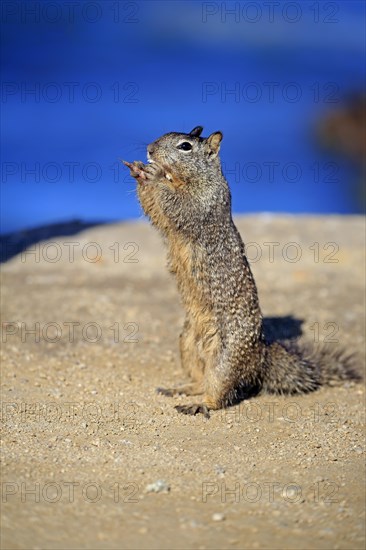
212, 513, 225, 522
215, 465, 225, 475
145, 480, 170, 493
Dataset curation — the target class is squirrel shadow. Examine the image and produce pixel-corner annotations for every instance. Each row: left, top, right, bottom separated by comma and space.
262, 315, 304, 343
232, 315, 305, 402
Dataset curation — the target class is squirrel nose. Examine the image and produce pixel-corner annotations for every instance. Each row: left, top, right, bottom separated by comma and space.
147, 143, 155, 155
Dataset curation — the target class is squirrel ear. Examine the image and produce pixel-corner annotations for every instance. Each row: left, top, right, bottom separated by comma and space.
189, 126, 204, 137
206, 131, 223, 156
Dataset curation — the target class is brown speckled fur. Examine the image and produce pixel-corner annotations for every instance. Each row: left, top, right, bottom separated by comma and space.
123, 127, 359, 417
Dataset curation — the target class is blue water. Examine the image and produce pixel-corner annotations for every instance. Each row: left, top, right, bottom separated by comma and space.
1, 0, 365, 234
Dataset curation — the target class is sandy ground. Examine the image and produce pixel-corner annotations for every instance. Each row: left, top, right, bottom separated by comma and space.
1, 215, 365, 550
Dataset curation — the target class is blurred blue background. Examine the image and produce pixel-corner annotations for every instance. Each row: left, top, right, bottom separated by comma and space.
1, 0, 365, 234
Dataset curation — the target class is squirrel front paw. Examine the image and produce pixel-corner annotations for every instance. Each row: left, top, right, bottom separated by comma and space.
123, 160, 172, 184
122, 160, 146, 181
143, 162, 166, 182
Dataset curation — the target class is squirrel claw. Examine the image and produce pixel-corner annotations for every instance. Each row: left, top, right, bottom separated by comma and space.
122, 160, 147, 180
175, 404, 210, 419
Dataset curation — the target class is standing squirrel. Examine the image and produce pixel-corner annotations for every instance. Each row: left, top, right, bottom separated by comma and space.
123, 126, 358, 418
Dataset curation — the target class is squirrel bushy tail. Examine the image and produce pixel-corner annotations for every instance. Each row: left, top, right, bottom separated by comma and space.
261, 341, 360, 395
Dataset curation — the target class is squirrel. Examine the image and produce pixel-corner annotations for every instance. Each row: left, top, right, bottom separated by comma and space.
123, 126, 359, 418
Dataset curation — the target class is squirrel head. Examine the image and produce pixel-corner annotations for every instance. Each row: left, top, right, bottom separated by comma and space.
147, 126, 223, 186
137, 127, 231, 237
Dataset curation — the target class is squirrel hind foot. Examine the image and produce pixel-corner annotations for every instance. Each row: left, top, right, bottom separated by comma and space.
156, 382, 204, 397
156, 387, 176, 397
175, 403, 210, 419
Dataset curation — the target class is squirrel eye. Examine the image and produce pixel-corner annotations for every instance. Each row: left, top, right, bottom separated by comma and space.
177, 141, 192, 151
